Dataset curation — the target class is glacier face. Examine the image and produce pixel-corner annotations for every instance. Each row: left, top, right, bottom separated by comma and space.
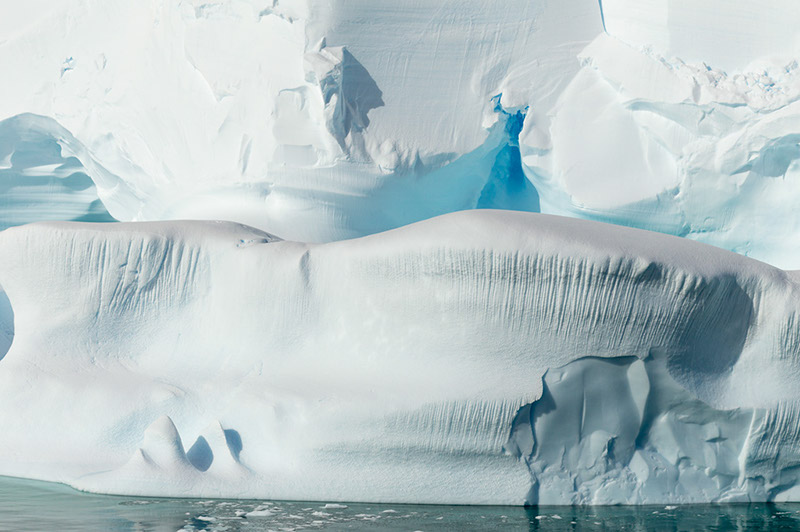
1, 211, 800, 503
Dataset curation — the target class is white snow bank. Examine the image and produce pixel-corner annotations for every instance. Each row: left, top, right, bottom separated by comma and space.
1, 211, 800, 503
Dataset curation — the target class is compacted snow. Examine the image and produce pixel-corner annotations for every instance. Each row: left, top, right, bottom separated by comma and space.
0, 0, 799, 505
0, 211, 800, 504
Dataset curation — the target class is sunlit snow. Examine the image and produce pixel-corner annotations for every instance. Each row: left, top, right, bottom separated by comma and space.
0, 0, 799, 505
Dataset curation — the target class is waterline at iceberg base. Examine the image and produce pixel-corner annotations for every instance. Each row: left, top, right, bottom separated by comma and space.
1, 210, 800, 505
5, 476, 800, 532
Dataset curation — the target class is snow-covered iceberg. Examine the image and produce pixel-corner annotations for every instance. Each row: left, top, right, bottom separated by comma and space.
1, 210, 800, 504
1, 0, 800, 506
2, 0, 797, 266
522, 31, 800, 269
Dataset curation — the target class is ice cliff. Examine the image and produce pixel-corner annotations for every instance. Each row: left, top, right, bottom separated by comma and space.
1, 211, 800, 504
0, 0, 800, 505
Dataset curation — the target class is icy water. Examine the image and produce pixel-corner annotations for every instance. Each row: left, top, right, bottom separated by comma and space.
1, 477, 800, 531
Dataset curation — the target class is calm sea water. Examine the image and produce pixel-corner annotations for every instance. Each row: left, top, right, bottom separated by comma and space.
0, 476, 799, 531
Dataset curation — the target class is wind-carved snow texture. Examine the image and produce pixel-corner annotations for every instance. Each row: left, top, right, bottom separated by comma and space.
1, 210, 800, 503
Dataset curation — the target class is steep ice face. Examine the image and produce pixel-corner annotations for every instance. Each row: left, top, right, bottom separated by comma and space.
1, 211, 800, 503
508, 354, 792, 504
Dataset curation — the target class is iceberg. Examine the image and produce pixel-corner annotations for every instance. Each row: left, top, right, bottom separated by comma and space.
0, 0, 799, 506
0, 211, 799, 504
522, 31, 800, 269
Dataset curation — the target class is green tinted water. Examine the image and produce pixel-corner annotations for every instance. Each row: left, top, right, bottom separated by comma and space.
0, 476, 798, 531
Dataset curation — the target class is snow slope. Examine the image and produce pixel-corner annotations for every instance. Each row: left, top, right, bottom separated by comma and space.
1, 210, 800, 504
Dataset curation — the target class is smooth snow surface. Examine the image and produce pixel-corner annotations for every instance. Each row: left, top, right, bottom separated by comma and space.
1, 211, 800, 504
1, 0, 798, 265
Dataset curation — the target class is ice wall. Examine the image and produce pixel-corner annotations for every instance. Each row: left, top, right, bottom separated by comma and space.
510, 354, 795, 504
1, 211, 800, 503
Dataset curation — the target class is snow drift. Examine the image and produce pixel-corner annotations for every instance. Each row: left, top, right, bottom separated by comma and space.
1, 210, 800, 504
